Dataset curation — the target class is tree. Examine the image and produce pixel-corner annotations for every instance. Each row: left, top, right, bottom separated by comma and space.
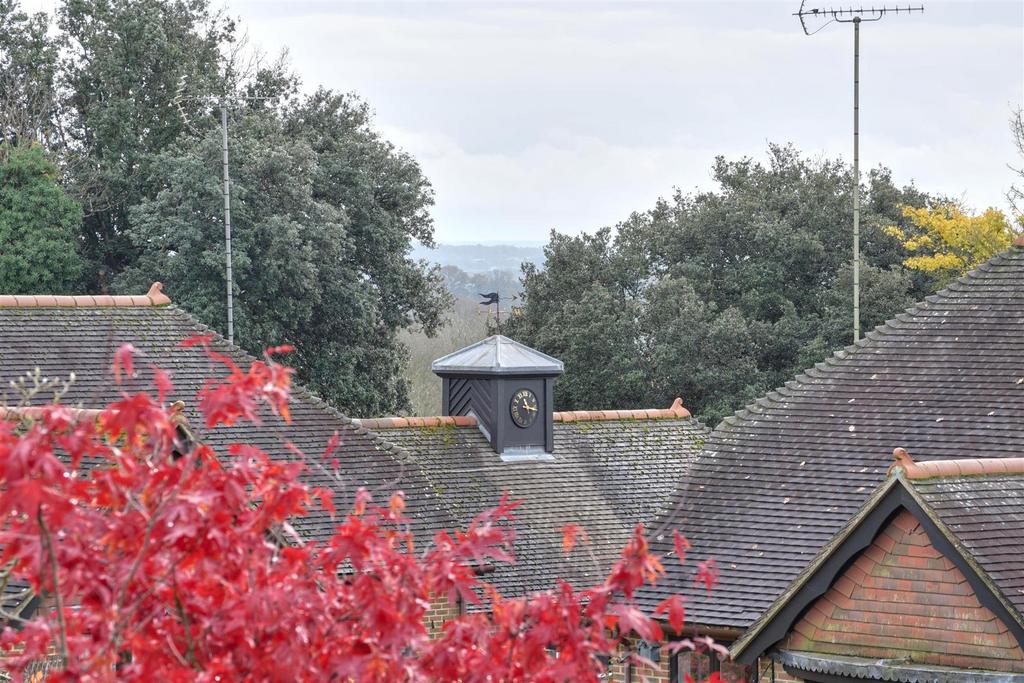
1, 0, 451, 416
56, 0, 234, 288
0, 143, 84, 293
884, 202, 1021, 286
1010, 107, 1024, 219
0, 0, 60, 146
505, 145, 934, 426
0, 343, 720, 682
117, 91, 449, 417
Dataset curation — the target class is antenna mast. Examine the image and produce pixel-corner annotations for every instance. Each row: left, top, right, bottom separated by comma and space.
173, 79, 279, 346
794, 2, 923, 343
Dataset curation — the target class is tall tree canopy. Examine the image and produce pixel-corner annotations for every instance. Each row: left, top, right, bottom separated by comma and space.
1, 0, 449, 416
118, 91, 448, 416
505, 145, 936, 426
0, 143, 83, 293
57, 0, 232, 284
0, 0, 59, 145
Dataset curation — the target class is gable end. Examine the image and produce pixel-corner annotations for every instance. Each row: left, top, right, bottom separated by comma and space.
734, 482, 1024, 664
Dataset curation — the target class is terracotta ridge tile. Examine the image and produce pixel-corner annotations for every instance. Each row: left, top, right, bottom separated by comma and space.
0, 282, 171, 308
889, 447, 1024, 479
353, 415, 477, 430
0, 406, 102, 422
552, 397, 691, 422
355, 397, 693, 429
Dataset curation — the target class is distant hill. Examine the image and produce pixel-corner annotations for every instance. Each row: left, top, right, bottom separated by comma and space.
438, 266, 523, 300
412, 242, 545, 274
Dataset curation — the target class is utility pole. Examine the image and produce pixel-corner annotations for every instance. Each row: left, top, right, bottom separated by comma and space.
174, 80, 279, 347
794, 2, 924, 343
853, 15, 861, 344
220, 102, 235, 346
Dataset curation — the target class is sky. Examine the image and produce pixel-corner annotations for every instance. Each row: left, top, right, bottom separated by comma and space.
24, 0, 1024, 244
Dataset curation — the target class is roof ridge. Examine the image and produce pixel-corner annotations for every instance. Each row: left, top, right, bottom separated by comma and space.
889, 447, 1024, 479
711, 243, 1024, 437
354, 415, 477, 430
0, 406, 102, 421
553, 397, 691, 422
354, 398, 694, 430
0, 282, 171, 308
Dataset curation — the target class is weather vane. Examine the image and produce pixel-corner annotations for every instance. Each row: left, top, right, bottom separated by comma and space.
794, 1, 923, 343
479, 292, 501, 333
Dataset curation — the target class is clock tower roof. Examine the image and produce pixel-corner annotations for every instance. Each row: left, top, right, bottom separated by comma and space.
431, 335, 563, 377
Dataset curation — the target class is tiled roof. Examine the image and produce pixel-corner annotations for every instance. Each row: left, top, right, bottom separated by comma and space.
0, 293, 454, 546
914, 471, 1024, 617
642, 244, 1024, 630
356, 413, 708, 598
0, 286, 708, 602
731, 452, 1024, 665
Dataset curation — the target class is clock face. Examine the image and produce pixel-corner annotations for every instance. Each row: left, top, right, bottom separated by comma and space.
509, 388, 539, 429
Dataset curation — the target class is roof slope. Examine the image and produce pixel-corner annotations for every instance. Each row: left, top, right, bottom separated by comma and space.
731, 454, 1024, 667
0, 298, 453, 544
355, 412, 707, 598
642, 245, 1024, 629
915, 474, 1024, 617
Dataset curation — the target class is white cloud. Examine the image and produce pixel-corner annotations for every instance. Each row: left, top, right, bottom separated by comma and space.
235, 1, 1022, 241
17, 0, 1024, 242
381, 124, 736, 238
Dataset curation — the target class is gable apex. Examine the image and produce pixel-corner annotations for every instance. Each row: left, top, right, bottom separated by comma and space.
431, 335, 563, 376
731, 456, 1024, 665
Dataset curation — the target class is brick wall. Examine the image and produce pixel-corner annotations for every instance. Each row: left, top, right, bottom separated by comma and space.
780, 509, 1024, 672
423, 594, 461, 639
608, 638, 669, 682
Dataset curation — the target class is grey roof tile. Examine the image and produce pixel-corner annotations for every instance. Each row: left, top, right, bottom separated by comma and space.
0, 304, 455, 545
371, 417, 706, 597
914, 475, 1024, 616
641, 246, 1024, 629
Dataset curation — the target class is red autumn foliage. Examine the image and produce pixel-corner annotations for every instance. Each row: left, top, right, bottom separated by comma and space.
0, 343, 720, 682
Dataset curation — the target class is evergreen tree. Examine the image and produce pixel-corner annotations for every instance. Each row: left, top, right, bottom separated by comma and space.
0, 143, 84, 293
505, 146, 934, 426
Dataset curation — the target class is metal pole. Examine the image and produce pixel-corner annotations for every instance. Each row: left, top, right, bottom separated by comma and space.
852, 16, 861, 343
495, 296, 501, 335
221, 102, 235, 346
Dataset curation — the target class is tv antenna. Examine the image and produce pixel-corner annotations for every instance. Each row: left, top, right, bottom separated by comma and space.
173, 77, 280, 346
794, 2, 923, 343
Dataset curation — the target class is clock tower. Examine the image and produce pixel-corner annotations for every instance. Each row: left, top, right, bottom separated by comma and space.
432, 335, 563, 457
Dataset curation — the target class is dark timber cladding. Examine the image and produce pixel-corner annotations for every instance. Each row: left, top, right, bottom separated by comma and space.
639, 244, 1024, 629
432, 335, 563, 454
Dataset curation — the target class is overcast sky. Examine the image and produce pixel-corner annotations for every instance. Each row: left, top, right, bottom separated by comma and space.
26, 0, 1024, 244
234, 0, 1022, 244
